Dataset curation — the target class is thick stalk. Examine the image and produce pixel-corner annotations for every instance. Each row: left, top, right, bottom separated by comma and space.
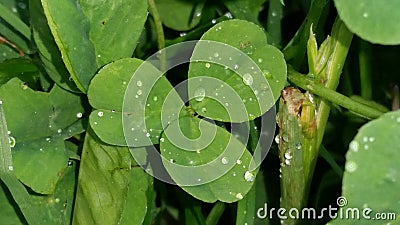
288, 69, 385, 119
314, 18, 353, 151
147, 0, 166, 71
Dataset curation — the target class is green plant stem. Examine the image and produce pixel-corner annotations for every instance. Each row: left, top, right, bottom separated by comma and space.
0, 3, 30, 40
267, 0, 283, 47
288, 69, 384, 119
314, 18, 354, 149
359, 40, 372, 99
147, 0, 166, 71
283, 0, 329, 66
205, 201, 225, 225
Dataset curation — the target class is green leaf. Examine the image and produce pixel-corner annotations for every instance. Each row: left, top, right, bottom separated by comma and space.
329, 110, 400, 224
0, 182, 26, 225
160, 116, 256, 203
0, 2, 30, 39
41, 0, 98, 92
224, 0, 266, 24
88, 58, 187, 146
188, 19, 286, 122
0, 58, 39, 88
0, 78, 84, 194
73, 131, 152, 225
29, 0, 80, 92
154, 0, 205, 31
334, 0, 400, 45
1, 98, 77, 225
80, 0, 148, 67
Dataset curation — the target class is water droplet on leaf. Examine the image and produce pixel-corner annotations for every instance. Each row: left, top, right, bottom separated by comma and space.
242, 73, 253, 85
194, 87, 206, 101
244, 171, 255, 182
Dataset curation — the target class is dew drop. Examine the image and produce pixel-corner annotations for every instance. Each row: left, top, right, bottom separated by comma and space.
285, 159, 291, 166
234, 64, 239, 70
57, 129, 62, 134
76, 112, 83, 118
345, 161, 357, 173
236, 159, 242, 165
368, 137, 375, 142
262, 69, 272, 79
153, 96, 158, 101
295, 142, 302, 150
205, 63, 211, 68
242, 73, 253, 85
146, 133, 151, 137
98, 111, 104, 117
9, 136, 16, 148
236, 193, 243, 200
201, 107, 207, 113
244, 171, 255, 182
18, 2, 27, 9
284, 152, 292, 160
136, 80, 142, 87
194, 87, 206, 101
274, 135, 280, 144
211, 19, 217, 24
349, 140, 359, 152
180, 32, 187, 37
8, 165, 13, 171
221, 157, 229, 165
137, 90, 142, 96
258, 58, 263, 63
233, 172, 237, 176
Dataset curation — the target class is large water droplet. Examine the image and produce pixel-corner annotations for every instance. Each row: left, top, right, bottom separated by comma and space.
349, 140, 359, 152
242, 73, 253, 86
205, 63, 211, 68
136, 80, 142, 87
76, 112, 83, 118
244, 171, 255, 182
98, 111, 104, 117
221, 157, 229, 165
262, 69, 272, 79
9, 136, 16, 148
236, 193, 243, 199
345, 161, 357, 173
194, 87, 206, 101
284, 152, 292, 160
